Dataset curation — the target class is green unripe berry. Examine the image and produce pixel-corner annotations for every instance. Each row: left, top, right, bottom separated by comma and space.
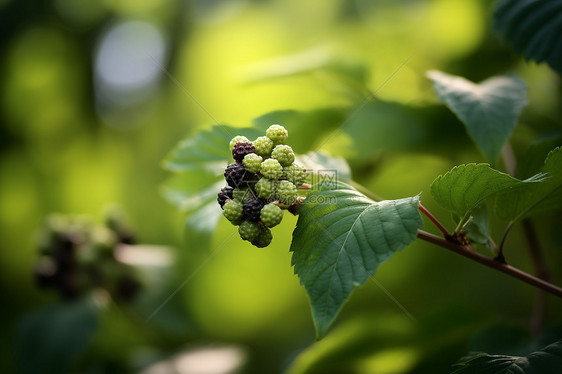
260, 204, 283, 228
251, 226, 273, 248
276, 180, 297, 205
271, 145, 295, 167
260, 159, 283, 179
265, 124, 288, 145
223, 199, 244, 225
238, 221, 261, 241
232, 187, 253, 203
255, 178, 276, 199
253, 136, 274, 158
283, 163, 307, 186
242, 153, 263, 173
229, 136, 250, 151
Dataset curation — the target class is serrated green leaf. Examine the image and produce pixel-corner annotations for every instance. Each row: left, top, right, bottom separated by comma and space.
430, 164, 539, 223
494, 0, 562, 74
290, 181, 422, 338
451, 339, 562, 374
16, 297, 99, 374
427, 71, 528, 163
496, 147, 562, 222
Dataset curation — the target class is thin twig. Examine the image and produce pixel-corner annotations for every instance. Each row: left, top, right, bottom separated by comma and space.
418, 204, 450, 237
417, 230, 562, 298
522, 219, 550, 337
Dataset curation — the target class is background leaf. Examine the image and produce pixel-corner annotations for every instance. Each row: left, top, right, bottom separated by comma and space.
494, 0, 562, 74
16, 297, 99, 374
495, 146, 562, 222
430, 163, 537, 223
451, 339, 562, 374
290, 181, 422, 338
297, 151, 352, 183
163, 125, 262, 172
427, 70, 528, 163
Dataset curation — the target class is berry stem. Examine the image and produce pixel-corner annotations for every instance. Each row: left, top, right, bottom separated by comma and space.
418, 204, 450, 237
417, 229, 562, 298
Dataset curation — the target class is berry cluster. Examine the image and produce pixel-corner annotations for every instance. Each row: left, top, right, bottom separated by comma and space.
218, 124, 307, 247
34, 209, 141, 302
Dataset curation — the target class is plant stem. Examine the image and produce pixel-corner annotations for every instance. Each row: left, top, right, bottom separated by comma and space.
417, 230, 562, 298
522, 219, 550, 337
496, 222, 513, 263
418, 204, 450, 237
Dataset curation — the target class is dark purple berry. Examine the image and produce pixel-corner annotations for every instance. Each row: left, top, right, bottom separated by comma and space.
217, 186, 234, 208
224, 163, 251, 188
243, 198, 265, 222
232, 142, 256, 162
114, 276, 141, 302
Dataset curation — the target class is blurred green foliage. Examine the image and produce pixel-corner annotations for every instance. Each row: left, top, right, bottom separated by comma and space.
1, 0, 561, 373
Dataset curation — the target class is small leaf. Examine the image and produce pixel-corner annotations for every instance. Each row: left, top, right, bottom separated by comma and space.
460, 204, 493, 249
496, 146, 562, 222
16, 297, 100, 374
430, 164, 539, 222
494, 0, 562, 74
451, 339, 562, 374
290, 181, 422, 338
427, 71, 528, 163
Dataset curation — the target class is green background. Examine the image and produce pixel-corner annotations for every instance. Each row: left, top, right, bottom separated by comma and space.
1, 0, 561, 373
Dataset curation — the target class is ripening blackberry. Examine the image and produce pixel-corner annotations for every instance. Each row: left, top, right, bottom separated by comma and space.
223, 199, 244, 224
243, 198, 265, 222
271, 144, 295, 167
260, 158, 283, 179
251, 226, 273, 248
255, 178, 276, 199
217, 186, 234, 208
233, 187, 253, 203
276, 180, 298, 205
232, 142, 256, 162
238, 221, 261, 241
242, 153, 263, 173
266, 124, 288, 145
229, 136, 250, 151
260, 203, 283, 228
253, 136, 274, 158
283, 163, 307, 186
224, 163, 250, 188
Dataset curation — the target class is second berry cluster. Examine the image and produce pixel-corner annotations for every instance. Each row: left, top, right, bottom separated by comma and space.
218, 124, 307, 247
